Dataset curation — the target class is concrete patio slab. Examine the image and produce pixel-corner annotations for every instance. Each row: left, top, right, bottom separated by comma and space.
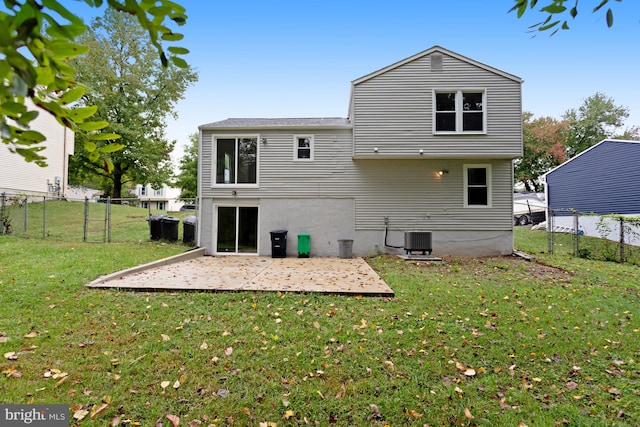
87, 251, 394, 296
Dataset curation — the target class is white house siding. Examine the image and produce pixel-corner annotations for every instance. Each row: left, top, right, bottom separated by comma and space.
352, 51, 522, 159
0, 102, 74, 197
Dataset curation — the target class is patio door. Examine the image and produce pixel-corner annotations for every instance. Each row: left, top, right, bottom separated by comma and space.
217, 206, 258, 254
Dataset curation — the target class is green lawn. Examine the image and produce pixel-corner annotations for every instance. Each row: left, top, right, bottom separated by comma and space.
0, 206, 638, 426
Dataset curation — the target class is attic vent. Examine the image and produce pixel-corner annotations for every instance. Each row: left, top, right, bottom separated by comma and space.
431, 54, 442, 71
404, 231, 432, 255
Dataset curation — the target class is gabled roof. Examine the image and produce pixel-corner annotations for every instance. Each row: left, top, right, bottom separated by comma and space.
543, 139, 640, 179
199, 117, 351, 130
351, 45, 523, 86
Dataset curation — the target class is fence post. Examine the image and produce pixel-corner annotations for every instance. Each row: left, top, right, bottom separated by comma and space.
23, 197, 28, 232
619, 217, 625, 263
547, 207, 554, 254
42, 196, 46, 239
573, 211, 579, 257
0, 192, 5, 235
107, 197, 111, 243
83, 197, 88, 242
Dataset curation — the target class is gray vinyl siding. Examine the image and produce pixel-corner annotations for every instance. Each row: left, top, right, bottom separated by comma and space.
200, 128, 513, 232
352, 159, 514, 230
546, 140, 640, 215
352, 52, 522, 158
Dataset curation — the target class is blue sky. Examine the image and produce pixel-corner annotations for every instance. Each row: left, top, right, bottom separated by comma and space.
74, 1, 640, 161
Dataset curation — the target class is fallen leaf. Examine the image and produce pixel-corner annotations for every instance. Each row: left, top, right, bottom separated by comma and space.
284, 410, 294, 419
161, 334, 170, 342
90, 402, 109, 420
225, 347, 233, 356
73, 409, 89, 421
608, 387, 621, 396
24, 331, 38, 338
406, 409, 422, 418
173, 380, 180, 389
369, 404, 380, 415
4, 351, 18, 361
464, 407, 474, 420
160, 381, 171, 389
464, 368, 476, 377
566, 381, 578, 390
200, 342, 208, 350
166, 414, 180, 426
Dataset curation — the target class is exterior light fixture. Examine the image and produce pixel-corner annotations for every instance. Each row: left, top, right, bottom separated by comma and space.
419, 149, 424, 155
373, 147, 378, 153
438, 169, 449, 176
261, 138, 267, 144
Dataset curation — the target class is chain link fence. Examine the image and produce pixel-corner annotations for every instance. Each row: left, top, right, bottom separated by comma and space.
0, 192, 197, 246
546, 208, 640, 264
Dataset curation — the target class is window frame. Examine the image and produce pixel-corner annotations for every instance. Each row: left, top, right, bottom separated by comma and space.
139, 186, 147, 196
212, 135, 259, 188
293, 135, 314, 161
463, 164, 492, 208
433, 89, 487, 135
153, 188, 163, 196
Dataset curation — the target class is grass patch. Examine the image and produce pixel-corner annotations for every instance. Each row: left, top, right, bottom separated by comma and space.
0, 216, 638, 426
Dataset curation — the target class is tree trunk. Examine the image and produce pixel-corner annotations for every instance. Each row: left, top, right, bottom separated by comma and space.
112, 168, 123, 203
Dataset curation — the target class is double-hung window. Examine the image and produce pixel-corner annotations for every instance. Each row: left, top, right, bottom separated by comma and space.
434, 90, 485, 133
215, 137, 258, 185
294, 135, 314, 161
464, 164, 491, 207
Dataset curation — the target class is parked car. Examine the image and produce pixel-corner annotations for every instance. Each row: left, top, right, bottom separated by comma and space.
180, 204, 197, 212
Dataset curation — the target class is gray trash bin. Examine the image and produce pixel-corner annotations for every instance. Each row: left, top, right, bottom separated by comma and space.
183, 216, 197, 244
160, 216, 180, 241
147, 214, 168, 240
338, 239, 353, 259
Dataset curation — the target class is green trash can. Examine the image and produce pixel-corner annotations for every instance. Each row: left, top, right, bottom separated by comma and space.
298, 233, 310, 258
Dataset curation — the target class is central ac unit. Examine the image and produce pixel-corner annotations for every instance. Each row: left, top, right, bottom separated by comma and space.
404, 231, 432, 255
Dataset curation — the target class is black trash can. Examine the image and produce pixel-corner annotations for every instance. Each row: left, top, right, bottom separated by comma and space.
183, 215, 197, 244
147, 214, 168, 240
160, 216, 180, 241
270, 230, 288, 258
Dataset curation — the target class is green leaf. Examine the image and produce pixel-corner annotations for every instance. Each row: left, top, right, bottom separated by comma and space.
606, 8, 614, 27
170, 55, 188, 69
570, 6, 578, 18
541, 5, 566, 14
539, 20, 560, 32
68, 105, 98, 121
561, 21, 570, 30
15, 147, 47, 164
593, 0, 609, 12
160, 31, 183, 42
19, 110, 39, 125
78, 120, 109, 131
60, 86, 86, 104
1, 101, 27, 116
47, 40, 89, 58
91, 133, 121, 141
99, 143, 125, 153
18, 130, 46, 144
84, 140, 97, 152
167, 46, 189, 55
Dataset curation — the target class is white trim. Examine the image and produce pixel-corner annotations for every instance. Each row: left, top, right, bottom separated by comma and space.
463, 164, 492, 208
211, 135, 259, 188
293, 135, 314, 161
432, 89, 487, 135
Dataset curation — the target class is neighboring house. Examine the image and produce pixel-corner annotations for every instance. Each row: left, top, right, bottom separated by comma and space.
0, 101, 74, 197
136, 183, 184, 212
198, 46, 523, 257
544, 139, 640, 244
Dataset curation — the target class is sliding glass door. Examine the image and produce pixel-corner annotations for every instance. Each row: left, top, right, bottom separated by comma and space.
217, 206, 258, 254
